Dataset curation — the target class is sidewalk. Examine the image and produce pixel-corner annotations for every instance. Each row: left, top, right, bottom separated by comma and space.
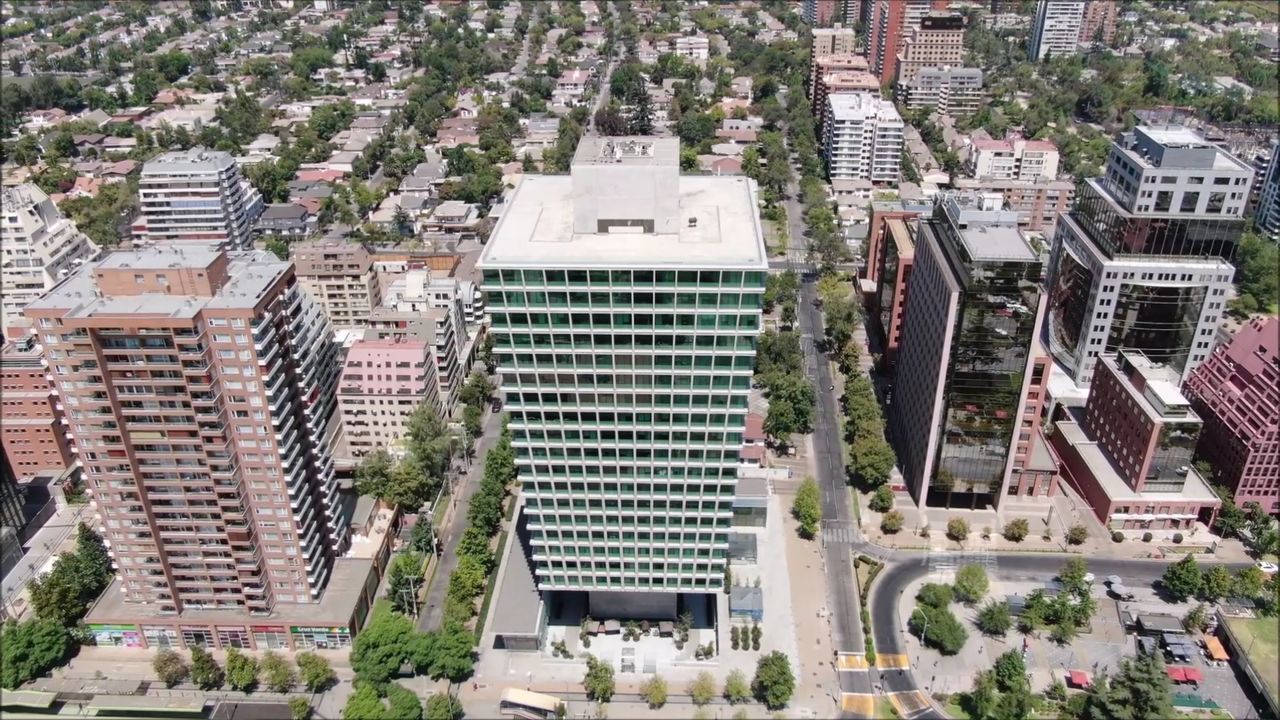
2, 504, 88, 619
416, 409, 503, 632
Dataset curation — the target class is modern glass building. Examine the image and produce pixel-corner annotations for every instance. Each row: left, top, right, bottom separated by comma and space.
1046, 125, 1253, 387
478, 138, 767, 618
890, 194, 1043, 509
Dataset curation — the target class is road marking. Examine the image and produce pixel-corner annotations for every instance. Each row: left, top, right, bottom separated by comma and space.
836, 653, 869, 670
888, 690, 931, 717
840, 693, 875, 716
875, 653, 910, 669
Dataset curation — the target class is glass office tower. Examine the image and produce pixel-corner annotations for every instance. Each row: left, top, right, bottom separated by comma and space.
479, 138, 767, 617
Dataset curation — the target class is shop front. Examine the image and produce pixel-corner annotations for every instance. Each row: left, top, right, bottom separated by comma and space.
89, 624, 142, 647
290, 624, 352, 650
252, 625, 290, 649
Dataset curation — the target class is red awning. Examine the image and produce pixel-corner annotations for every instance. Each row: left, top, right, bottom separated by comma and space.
1167, 666, 1187, 682
1181, 667, 1204, 683
1069, 670, 1092, 687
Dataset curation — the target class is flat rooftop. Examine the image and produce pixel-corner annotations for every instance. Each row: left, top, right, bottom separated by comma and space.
958, 224, 1037, 262
572, 136, 679, 167
26, 249, 287, 317
1056, 419, 1218, 505
84, 557, 374, 625
478, 175, 767, 270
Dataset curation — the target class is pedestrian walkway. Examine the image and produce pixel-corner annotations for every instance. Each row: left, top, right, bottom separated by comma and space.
417, 410, 503, 632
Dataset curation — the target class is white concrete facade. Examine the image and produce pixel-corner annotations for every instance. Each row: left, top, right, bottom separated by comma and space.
823, 93, 904, 183
1029, 0, 1085, 60
0, 184, 100, 334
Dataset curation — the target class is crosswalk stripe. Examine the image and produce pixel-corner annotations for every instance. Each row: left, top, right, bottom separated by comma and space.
875, 653, 910, 669
840, 693, 875, 716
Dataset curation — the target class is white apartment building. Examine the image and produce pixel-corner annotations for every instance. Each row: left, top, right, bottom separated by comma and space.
1047, 125, 1255, 388
823, 93, 904, 183
1, 184, 100, 335
900, 66, 984, 116
968, 137, 1061, 181
478, 137, 767, 617
1028, 0, 1086, 60
133, 149, 264, 250
673, 35, 710, 63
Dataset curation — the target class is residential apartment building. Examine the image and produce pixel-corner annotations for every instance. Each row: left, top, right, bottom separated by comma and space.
1029, 0, 1085, 60
133, 149, 264, 250
867, 0, 950, 85
339, 338, 442, 459
967, 137, 1061, 182
0, 337, 74, 481
1046, 125, 1253, 387
899, 66, 984, 116
888, 193, 1043, 509
894, 13, 966, 86
1255, 140, 1280, 241
291, 241, 383, 331
802, 0, 838, 26
478, 137, 767, 617
1078, 0, 1117, 46
953, 177, 1075, 233
673, 36, 710, 64
809, 26, 859, 98
381, 272, 473, 412
811, 53, 874, 114
1182, 316, 1279, 515
23, 245, 349, 621
1, 184, 100, 337
1050, 351, 1220, 529
823, 93, 904, 184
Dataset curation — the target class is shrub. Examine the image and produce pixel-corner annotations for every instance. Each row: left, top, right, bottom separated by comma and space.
583, 655, 615, 702
724, 669, 751, 704
1173, 533, 1184, 544
909, 604, 968, 655
947, 517, 969, 542
976, 600, 1013, 637
1066, 524, 1089, 545
919, 525, 931, 538
751, 623, 762, 651
1002, 518, 1029, 542
1142, 532, 1153, 542
1111, 531, 1125, 543
289, 697, 312, 720
881, 509, 904, 534
751, 652, 795, 710
730, 625, 740, 650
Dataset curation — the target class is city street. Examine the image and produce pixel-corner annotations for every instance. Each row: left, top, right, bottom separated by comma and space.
1, 503, 87, 620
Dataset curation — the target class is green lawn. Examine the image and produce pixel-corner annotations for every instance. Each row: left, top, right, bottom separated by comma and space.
1226, 615, 1279, 707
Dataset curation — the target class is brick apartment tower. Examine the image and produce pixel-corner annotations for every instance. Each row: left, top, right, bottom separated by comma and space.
0, 337, 75, 481
1078, 0, 1117, 46
24, 245, 346, 613
866, 0, 950, 86
1182, 316, 1280, 515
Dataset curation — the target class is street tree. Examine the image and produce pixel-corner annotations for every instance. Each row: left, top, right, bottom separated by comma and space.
190, 646, 224, 690
1161, 555, 1203, 602
1235, 566, 1266, 599
869, 485, 894, 513
225, 647, 259, 693
1199, 565, 1234, 602
689, 671, 716, 706
640, 674, 668, 708
1080, 653, 1175, 720
261, 650, 296, 693
296, 652, 336, 692
850, 436, 896, 487
424, 694, 463, 720
954, 565, 990, 605
388, 551, 426, 616
791, 477, 821, 539
724, 669, 751, 704
992, 650, 1027, 693
153, 648, 190, 687
976, 600, 1013, 637
1002, 519, 1029, 542
386, 685, 422, 720
752, 651, 795, 710
343, 685, 386, 720
583, 655, 615, 702
351, 610, 416, 684
0, 619, 75, 690
881, 509, 904, 534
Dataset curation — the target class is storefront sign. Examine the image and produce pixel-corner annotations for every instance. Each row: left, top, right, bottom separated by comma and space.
251, 625, 287, 633
289, 625, 349, 634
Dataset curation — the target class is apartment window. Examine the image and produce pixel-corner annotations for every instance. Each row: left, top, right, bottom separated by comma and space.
1179, 192, 1198, 212
134, 274, 145, 284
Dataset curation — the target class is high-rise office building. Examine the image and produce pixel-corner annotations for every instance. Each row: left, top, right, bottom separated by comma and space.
1255, 140, 1280, 241
822, 93, 904, 183
1, 184, 100, 337
889, 193, 1044, 509
479, 137, 766, 617
1028, 0, 1085, 61
1182, 316, 1279, 515
24, 245, 346, 615
1046, 125, 1254, 387
133, 149, 264, 250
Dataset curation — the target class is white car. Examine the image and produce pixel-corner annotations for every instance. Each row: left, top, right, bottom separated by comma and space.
1257, 561, 1278, 574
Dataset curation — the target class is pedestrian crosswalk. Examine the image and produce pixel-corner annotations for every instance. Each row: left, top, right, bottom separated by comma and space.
927, 550, 997, 573
822, 522, 859, 545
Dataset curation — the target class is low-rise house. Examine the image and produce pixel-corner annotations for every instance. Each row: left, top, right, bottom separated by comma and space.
254, 203, 318, 239
697, 155, 743, 175
422, 201, 480, 237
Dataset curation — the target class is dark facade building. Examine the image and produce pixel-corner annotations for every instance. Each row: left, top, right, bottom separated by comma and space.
889, 194, 1043, 509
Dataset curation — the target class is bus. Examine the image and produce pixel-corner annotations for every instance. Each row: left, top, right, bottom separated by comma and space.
499, 688, 563, 720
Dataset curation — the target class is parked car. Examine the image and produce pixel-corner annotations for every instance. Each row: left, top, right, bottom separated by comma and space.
1256, 561, 1278, 574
